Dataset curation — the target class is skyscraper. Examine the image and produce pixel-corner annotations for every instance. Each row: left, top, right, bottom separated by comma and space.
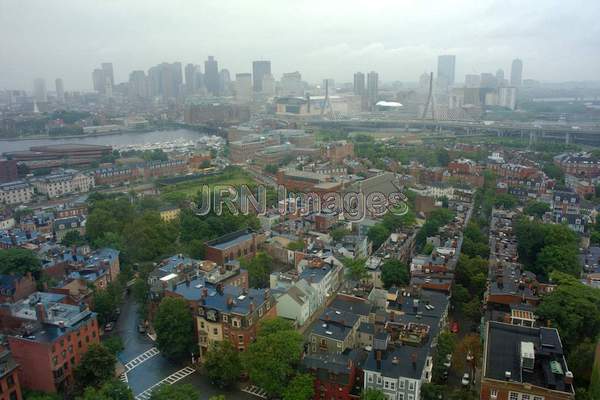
128, 70, 148, 100
101, 63, 114, 86
366, 71, 379, 109
510, 58, 523, 87
252, 60, 271, 92
235, 73, 252, 101
185, 64, 197, 95
204, 56, 219, 96
437, 55, 456, 87
33, 78, 47, 102
353, 72, 365, 95
219, 69, 231, 96
55, 78, 64, 103
92, 69, 105, 93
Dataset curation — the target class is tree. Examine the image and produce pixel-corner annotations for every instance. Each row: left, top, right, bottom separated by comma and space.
421, 383, 445, 400
62, 230, 86, 246
243, 317, 304, 396
79, 379, 134, 400
367, 224, 390, 250
149, 384, 199, 400
380, 260, 409, 289
342, 257, 368, 281
74, 344, 116, 391
330, 227, 350, 241
282, 374, 314, 400
361, 389, 385, 400
536, 272, 600, 349
154, 297, 195, 361
203, 341, 242, 388
264, 164, 278, 175
0, 248, 41, 276
103, 336, 124, 356
242, 252, 273, 288
524, 201, 551, 219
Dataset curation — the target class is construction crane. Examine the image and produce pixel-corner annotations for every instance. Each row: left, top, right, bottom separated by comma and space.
421, 72, 436, 120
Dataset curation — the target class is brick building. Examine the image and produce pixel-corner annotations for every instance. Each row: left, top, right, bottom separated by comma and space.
0, 350, 23, 400
3, 292, 100, 393
205, 229, 263, 265
481, 321, 574, 400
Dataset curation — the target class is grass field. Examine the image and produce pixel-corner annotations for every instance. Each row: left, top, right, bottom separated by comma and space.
160, 167, 257, 198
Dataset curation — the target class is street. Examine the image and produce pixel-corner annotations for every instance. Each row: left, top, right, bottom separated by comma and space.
107, 294, 257, 400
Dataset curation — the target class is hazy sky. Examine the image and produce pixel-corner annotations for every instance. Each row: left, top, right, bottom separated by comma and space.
1, 0, 599, 91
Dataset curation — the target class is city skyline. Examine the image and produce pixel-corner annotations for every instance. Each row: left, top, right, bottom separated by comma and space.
1, 0, 599, 90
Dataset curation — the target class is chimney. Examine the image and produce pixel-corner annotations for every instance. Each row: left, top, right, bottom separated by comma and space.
35, 302, 46, 323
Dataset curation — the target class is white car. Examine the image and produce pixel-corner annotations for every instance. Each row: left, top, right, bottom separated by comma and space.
461, 373, 470, 386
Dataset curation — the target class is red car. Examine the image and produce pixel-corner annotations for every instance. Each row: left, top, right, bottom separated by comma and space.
451, 321, 459, 333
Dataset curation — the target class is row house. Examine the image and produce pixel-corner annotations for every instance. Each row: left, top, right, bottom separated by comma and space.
2, 292, 100, 393
0, 182, 34, 205
166, 279, 276, 361
32, 172, 94, 199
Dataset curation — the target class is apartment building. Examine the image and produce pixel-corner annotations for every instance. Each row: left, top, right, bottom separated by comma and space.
0, 182, 34, 205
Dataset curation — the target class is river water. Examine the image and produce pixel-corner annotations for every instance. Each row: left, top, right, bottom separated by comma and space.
0, 129, 207, 153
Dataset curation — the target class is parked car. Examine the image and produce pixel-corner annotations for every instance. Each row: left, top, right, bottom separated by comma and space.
451, 321, 459, 333
461, 373, 470, 386
104, 322, 115, 332
443, 353, 452, 368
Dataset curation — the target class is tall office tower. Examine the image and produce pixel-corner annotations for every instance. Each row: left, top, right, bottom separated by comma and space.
261, 73, 275, 96
235, 73, 253, 101
101, 63, 114, 86
92, 68, 105, 93
465, 74, 481, 88
480, 73, 498, 89
366, 71, 379, 109
510, 58, 523, 87
184, 64, 197, 94
437, 55, 456, 87
128, 70, 148, 100
147, 66, 161, 97
33, 78, 47, 102
353, 72, 365, 95
280, 71, 304, 96
496, 69, 505, 81
252, 60, 271, 92
204, 56, 220, 96
219, 69, 231, 96
55, 78, 64, 103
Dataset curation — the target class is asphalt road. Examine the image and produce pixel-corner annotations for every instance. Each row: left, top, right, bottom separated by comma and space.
107, 294, 256, 400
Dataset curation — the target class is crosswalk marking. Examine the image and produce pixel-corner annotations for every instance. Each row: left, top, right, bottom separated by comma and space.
134, 366, 196, 400
124, 347, 160, 372
242, 385, 268, 399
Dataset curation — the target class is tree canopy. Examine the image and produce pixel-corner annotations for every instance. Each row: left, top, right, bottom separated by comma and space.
380, 260, 409, 289
149, 384, 199, 400
203, 341, 242, 388
0, 248, 41, 276
154, 297, 195, 361
74, 344, 117, 391
243, 317, 304, 396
